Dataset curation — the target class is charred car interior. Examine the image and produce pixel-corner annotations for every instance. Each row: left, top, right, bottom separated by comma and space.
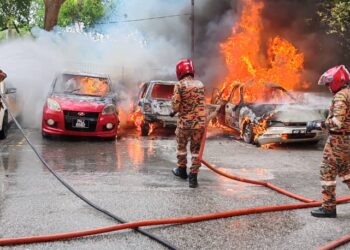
211, 82, 327, 146
42, 72, 119, 139
129, 80, 177, 136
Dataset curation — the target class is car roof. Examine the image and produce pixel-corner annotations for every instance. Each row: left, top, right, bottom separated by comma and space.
59, 71, 111, 79
148, 80, 178, 85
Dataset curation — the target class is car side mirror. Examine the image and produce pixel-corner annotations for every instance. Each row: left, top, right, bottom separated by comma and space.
6, 88, 16, 94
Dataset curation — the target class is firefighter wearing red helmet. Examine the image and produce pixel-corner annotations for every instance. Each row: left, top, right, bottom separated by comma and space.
171, 58, 206, 188
306, 65, 350, 218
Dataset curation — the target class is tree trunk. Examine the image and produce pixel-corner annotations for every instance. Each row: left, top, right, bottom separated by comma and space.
44, 0, 66, 31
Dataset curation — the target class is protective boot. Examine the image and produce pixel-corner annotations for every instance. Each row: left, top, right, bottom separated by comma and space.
189, 172, 198, 188
172, 167, 188, 179
310, 207, 337, 218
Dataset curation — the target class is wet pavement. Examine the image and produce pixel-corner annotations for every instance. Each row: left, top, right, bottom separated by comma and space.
1, 126, 350, 250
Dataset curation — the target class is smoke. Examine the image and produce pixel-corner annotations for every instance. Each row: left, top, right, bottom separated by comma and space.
0, 0, 338, 128
0, 37, 65, 128
260, 0, 345, 88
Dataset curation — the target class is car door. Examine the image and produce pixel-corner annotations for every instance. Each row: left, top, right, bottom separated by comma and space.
225, 86, 241, 129
0, 81, 17, 120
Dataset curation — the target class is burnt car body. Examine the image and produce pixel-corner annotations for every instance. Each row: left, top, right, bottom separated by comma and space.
42, 72, 119, 139
211, 82, 326, 145
134, 80, 177, 136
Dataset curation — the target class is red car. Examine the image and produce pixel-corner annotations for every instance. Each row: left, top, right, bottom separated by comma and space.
42, 72, 119, 139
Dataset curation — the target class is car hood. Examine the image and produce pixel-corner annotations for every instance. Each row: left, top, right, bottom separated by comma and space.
245, 103, 324, 122
51, 94, 112, 112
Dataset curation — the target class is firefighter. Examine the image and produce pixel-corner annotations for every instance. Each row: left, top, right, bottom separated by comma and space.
171, 58, 206, 188
0, 69, 7, 110
306, 65, 350, 218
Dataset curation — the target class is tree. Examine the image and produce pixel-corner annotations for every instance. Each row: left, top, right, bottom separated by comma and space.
59, 0, 105, 28
0, 0, 32, 33
44, 0, 66, 31
318, 0, 350, 55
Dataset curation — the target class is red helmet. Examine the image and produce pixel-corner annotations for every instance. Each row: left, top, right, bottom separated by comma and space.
0, 70, 6, 81
318, 65, 350, 93
176, 58, 194, 80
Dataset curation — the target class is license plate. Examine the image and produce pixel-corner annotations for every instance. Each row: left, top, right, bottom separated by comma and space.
292, 129, 306, 134
73, 119, 88, 128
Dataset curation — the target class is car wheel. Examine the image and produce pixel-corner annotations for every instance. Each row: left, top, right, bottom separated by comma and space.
141, 122, 150, 136
0, 112, 8, 139
242, 122, 254, 144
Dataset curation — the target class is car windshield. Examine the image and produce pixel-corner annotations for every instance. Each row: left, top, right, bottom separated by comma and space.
243, 84, 295, 104
150, 83, 175, 100
53, 74, 110, 97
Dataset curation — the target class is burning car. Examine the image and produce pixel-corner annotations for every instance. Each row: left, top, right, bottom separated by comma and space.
42, 72, 119, 139
211, 82, 327, 146
130, 80, 177, 136
0, 79, 17, 139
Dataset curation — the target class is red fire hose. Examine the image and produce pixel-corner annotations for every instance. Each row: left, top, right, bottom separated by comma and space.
318, 232, 350, 250
199, 126, 315, 203
1, 124, 348, 248
1, 196, 350, 246
201, 159, 315, 203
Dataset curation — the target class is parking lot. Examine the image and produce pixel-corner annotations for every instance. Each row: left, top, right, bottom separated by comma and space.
1, 126, 350, 250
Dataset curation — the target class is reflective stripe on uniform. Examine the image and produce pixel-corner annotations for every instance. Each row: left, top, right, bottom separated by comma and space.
320, 180, 337, 186
331, 117, 342, 128
341, 174, 350, 181
177, 151, 187, 156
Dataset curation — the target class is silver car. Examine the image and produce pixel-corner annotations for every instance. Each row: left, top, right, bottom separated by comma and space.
133, 80, 177, 136
211, 82, 327, 146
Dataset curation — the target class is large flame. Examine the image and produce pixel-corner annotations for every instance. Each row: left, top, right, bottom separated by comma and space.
219, 0, 306, 100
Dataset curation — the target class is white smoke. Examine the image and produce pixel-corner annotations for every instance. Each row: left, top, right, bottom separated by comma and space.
0, 0, 198, 128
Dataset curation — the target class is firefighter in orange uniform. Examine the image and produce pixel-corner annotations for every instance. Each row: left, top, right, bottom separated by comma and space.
171, 59, 206, 188
306, 65, 350, 218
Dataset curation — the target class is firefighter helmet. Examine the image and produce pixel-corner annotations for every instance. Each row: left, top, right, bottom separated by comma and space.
318, 65, 350, 94
0, 70, 7, 82
176, 58, 195, 80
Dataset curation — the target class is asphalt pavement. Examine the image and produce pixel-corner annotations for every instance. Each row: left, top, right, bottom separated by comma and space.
1, 126, 350, 250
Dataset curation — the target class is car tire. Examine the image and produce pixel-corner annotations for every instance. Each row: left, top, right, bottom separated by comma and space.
0, 112, 8, 139
141, 122, 150, 136
242, 122, 254, 144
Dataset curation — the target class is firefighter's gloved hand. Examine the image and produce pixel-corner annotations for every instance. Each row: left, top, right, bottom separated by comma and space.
169, 111, 177, 117
306, 121, 322, 133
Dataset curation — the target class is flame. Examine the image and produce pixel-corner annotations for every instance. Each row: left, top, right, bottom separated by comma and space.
78, 77, 109, 96
219, 0, 307, 100
128, 110, 144, 131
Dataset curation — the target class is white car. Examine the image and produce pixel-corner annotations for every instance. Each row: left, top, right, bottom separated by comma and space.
211, 82, 327, 146
0, 80, 17, 139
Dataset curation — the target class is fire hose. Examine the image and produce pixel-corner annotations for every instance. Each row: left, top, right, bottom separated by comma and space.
1, 196, 350, 246
0, 94, 177, 250
1, 100, 350, 249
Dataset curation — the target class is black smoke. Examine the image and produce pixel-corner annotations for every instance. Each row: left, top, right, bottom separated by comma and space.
191, 0, 345, 91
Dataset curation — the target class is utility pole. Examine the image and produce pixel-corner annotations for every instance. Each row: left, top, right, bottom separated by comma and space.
191, 0, 195, 59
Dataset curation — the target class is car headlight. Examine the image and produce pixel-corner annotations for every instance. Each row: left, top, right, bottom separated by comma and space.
268, 120, 284, 127
47, 98, 61, 111
102, 104, 116, 115
143, 103, 152, 113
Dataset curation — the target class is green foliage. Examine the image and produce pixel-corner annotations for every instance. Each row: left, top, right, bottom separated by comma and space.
30, 0, 45, 29
318, 0, 350, 45
0, 0, 32, 31
58, 0, 105, 28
